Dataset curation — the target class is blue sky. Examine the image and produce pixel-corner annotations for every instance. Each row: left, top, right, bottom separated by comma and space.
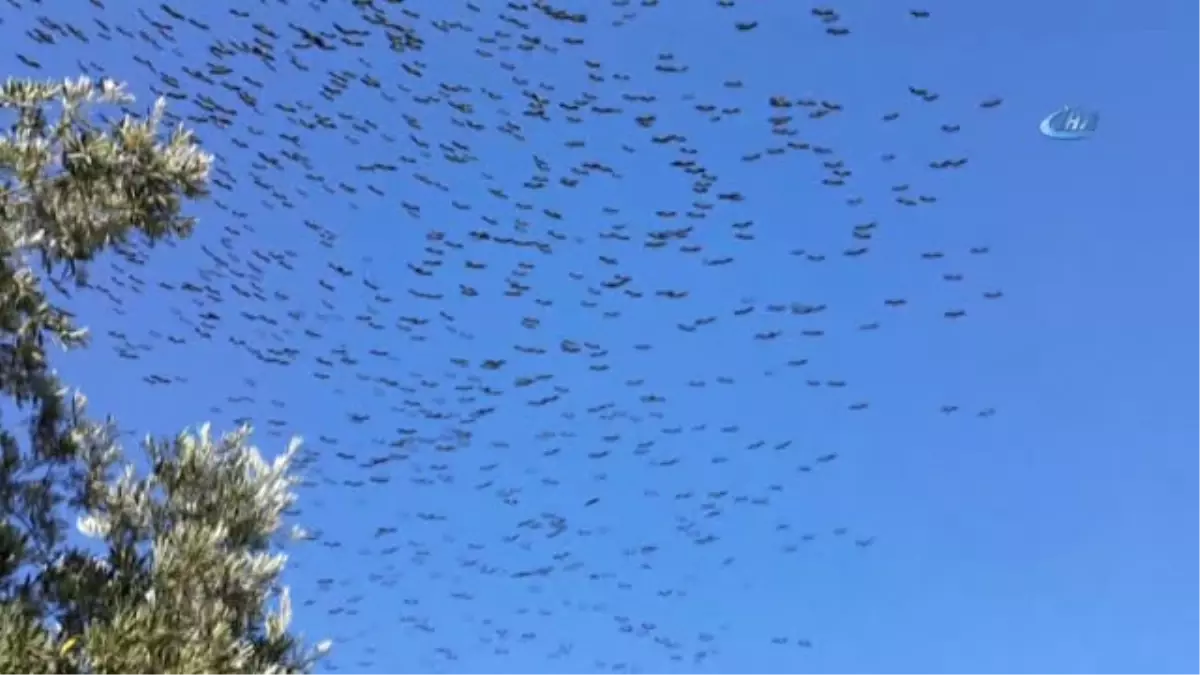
2, 0, 1197, 672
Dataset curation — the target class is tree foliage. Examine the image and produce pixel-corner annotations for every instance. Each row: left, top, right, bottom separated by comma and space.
0, 76, 321, 673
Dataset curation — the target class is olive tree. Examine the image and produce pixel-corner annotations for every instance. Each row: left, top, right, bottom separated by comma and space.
0, 76, 322, 672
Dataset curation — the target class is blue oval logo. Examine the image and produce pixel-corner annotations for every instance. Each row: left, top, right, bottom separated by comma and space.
1039, 106, 1099, 140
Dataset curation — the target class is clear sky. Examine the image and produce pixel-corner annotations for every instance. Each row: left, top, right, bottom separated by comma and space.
2, 0, 1197, 672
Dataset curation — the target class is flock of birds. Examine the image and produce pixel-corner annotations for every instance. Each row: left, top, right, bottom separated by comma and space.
5, 0, 1010, 671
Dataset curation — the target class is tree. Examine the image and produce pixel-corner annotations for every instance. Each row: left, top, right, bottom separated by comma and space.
0, 76, 323, 672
